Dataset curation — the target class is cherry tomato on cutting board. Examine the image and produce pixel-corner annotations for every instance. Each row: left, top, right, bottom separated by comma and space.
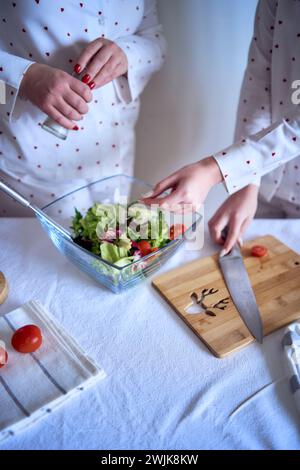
170, 224, 187, 240
11, 325, 42, 354
251, 245, 268, 258
0, 346, 8, 368
137, 240, 152, 257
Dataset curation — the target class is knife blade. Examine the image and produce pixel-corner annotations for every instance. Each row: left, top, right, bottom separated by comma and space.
218, 233, 264, 343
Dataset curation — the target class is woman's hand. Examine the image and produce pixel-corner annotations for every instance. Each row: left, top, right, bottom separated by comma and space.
73, 38, 128, 89
141, 157, 223, 212
20, 63, 92, 130
208, 184, 259, 254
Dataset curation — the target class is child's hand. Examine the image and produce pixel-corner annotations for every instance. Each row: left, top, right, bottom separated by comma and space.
208, 184, 259, 254
74, 38, 128, 89
20, 63, 92, 130
141, 157, 223, 212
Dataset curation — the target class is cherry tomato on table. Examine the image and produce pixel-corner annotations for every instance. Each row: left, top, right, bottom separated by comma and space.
0, 346, 8, 368
11, 325, 42, 353
170, 224, 187, 240
251, 245, 268, 258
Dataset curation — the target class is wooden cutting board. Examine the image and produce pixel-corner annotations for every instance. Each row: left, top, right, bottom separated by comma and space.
152, 235, 300, 357
0, 271, 8, 305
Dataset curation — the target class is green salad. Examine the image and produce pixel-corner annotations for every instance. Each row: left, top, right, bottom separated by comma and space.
71, 202, 173, 267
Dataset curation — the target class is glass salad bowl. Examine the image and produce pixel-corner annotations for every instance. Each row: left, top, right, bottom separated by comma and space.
39, 174, 201, 294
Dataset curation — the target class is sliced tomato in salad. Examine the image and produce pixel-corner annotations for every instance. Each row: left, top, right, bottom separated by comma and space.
170, 224, 187, 240
137, 240, 152, 257
145, 246, 160, 263
251, 245, 268, 258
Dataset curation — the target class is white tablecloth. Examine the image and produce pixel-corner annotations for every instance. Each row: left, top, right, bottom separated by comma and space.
0, 218, 300, 450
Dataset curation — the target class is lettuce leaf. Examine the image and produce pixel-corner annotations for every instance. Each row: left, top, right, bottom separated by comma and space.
100, 242, 129, 264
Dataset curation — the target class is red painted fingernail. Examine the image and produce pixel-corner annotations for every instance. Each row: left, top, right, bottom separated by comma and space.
81, 74, 90, 83
88, 81, 95, 90
73, 125, 79, 130
73, 63, 81, 74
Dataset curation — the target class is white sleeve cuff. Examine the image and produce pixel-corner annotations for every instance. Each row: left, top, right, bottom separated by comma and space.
251, 176, 261, 187
113, 74, 132, 105
213, 139, 262, 194
0, 51, 34, 122
113, 39, 148, 104
214, 113, 300, 194
114, 34, 165, 105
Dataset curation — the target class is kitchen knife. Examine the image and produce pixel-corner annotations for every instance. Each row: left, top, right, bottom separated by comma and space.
218, 230, 264, 343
